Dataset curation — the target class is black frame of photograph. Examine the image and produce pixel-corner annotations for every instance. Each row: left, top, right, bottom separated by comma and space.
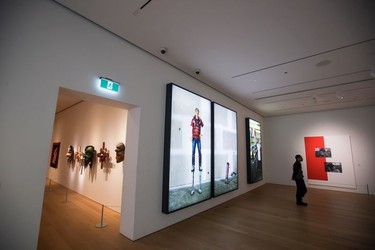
245, 118, 263, 183
211, 102, 238, 197
162, 83, 212, 214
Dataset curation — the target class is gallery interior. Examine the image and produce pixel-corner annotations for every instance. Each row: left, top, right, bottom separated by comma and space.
1, 1, 374, 249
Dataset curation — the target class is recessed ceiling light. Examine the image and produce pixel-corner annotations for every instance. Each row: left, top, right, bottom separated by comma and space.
316, 59, 332, 67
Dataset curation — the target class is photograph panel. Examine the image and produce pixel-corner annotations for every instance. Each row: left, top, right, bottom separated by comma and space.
324, 162, 342, 173
162, 83, 212, 213
246, 118, 263, 183
213, 103, 238, 197
315, 147, 332, 158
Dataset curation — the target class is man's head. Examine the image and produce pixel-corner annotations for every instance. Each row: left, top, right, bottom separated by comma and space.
295, 154, 303, 162
195, 108, 199, 115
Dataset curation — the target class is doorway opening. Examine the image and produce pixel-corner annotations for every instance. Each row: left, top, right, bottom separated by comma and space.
38, 87, 137, 246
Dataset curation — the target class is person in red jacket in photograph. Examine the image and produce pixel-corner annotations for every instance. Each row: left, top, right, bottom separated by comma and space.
191, 108, 204, 195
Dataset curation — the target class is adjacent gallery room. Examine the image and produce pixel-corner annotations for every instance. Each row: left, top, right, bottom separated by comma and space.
38, 87, 129, 244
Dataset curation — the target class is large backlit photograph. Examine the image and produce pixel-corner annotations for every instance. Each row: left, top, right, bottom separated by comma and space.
212, 103, 238, 197
162, 83, 212, 213
246, 118, 262, 183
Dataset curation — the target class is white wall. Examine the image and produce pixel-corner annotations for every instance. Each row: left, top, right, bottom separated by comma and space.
0, 0, 264, 248
264, 106, 375, 195
48, 100, 127, 213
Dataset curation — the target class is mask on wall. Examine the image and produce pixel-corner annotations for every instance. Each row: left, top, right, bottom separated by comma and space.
84, 145, 95, 168
75, 146, 83, 163
97, 142, 110, 169
115, 142, 125, 163
65, 145, 74, 163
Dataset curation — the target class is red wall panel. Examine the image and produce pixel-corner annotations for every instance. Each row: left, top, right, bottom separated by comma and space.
304, 136, 328, 181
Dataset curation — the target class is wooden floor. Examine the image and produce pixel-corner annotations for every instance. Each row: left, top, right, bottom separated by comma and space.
38, 180, 375, 250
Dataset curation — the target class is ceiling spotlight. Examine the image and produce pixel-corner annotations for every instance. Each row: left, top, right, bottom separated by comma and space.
195, 69, 200, 75
160, 47, 167, 54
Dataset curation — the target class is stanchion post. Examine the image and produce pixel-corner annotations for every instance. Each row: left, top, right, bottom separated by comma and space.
96, 204, 108, 228
48, 179, 52, 192
63, 186, 70, 203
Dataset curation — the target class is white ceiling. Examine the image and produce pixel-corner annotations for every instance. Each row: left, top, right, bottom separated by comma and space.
55, 0, 375, 117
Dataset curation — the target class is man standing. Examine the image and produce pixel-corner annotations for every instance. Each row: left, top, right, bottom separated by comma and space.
191, 108, 204, 195
292, 154, 308, 206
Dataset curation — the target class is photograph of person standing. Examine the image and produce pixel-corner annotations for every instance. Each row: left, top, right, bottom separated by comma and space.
191, 108, 204, 195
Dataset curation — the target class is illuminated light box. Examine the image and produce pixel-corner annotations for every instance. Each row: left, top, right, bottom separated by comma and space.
99, 77, 120, 92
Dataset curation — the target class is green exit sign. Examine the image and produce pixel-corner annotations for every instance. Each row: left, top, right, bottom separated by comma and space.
100, 78, 120, 92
